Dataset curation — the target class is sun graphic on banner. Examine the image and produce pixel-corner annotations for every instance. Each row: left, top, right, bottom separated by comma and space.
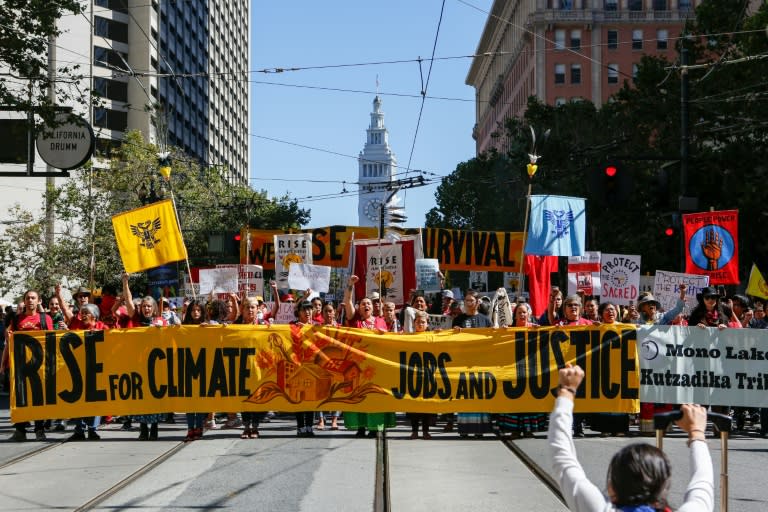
282, 253, 304, 268
245, 327, 388, 406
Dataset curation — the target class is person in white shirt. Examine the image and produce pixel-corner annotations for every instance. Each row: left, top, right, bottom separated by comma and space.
548, 364, 714, 512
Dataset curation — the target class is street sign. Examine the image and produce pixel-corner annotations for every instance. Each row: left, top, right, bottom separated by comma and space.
36, 114, 94, 170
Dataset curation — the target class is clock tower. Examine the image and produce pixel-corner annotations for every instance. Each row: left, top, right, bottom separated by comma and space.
358, 96, 396, 227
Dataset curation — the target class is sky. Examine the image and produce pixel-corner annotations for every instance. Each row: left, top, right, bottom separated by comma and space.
250, 1, 494, 229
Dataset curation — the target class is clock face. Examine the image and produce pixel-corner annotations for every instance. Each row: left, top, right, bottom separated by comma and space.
364, 199, 383, 222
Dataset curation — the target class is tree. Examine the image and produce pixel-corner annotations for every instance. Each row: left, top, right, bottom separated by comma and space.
0, 131, 310, 299
0, 1, 89, 125
428, 1, 768, 284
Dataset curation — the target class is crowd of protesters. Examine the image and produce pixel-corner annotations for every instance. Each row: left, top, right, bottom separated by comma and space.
2, 272, 767, 444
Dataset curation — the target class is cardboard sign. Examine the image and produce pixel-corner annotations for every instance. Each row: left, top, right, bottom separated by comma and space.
600, 253, 641, 306
288, 263, 331, 293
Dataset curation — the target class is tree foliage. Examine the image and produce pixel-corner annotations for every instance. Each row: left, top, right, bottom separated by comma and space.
0, 1, 89, 125
428, 0, 768, 286
0, 131, 310, 299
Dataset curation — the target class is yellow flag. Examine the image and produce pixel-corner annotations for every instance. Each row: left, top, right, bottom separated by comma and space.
746, 264, 768, 299
111, 199, 187, 273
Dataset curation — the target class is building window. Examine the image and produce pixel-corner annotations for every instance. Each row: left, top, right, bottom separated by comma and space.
657, 29, 668, 50
607, 30, 618, 49
555, 97, 567, 107
653, 0, 668, 9
678, 0, 692, 8
95, 0, 128, 13
93, 107, 128, 131
570, 30, 581, 50
607, 64, 619, 84
604, 0, 618, 10
93, 77, 128, 102
93, 46, 127, 69
571, 64, 581, 84
628, 0, 643, 10
632, 63, 639, 83
560, 0, 573, 9
632, 29, 643, 50
555, 29, 566, 50
555, 64, 566, 84
94, 16, 128, 44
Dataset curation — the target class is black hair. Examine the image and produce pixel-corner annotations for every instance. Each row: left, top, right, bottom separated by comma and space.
208, 299, 229, 323
598, 301, 617, 316
183, 299, 209, 325
607, 444, 671, 508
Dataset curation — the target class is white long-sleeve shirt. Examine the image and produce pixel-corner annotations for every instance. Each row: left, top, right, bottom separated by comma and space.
547, 397, 714, 512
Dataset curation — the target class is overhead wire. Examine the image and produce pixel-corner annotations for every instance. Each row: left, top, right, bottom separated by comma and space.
402, 0, 446, 191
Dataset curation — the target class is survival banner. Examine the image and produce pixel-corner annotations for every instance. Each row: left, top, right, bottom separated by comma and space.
243, 226, 523, 272
10, 324, 639, 422
639, 325, 768, 407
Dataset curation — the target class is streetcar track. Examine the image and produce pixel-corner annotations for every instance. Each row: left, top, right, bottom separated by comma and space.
374, 430, 390, 512
73, 441, 187, 512
501, 436, 566, 506
0, 441, 64, 472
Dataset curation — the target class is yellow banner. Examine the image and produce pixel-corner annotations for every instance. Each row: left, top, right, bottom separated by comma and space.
245, 226, 380, 268
10, 325, 639, 422
245, 226, 524, 272
111, 199, 187, 273
421, 228, 524, 272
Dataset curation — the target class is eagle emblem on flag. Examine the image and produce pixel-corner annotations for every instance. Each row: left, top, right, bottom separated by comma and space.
131, 218, 162, 249
544, 209, 574, 239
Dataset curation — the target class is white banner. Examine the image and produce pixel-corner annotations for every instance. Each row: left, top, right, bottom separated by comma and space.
653, 270, 709, 317
217, 264, 264, 297
427, 314, 453, 331
274, 233, 313, 289
288, 263, 331, 293
198, 267, 239, 295
567, 251, 601, 297
415, 258, 441, 292
600, 253, 641, 306
638, 325, 768, 407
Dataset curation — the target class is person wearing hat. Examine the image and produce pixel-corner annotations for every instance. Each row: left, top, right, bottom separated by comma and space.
440, 289, 454, 315
368, 291, 383, 318
634, 284, 687, 326
55, 284, 91, 328
160, 298, 181, 325
688, 285, 739, 329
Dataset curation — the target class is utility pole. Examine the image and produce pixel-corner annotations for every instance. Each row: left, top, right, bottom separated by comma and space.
45, 33, 56, 247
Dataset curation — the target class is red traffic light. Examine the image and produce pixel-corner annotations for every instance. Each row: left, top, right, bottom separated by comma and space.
234, 234, 242, 241
664, 227, 674, 236
605, 166, 618, 177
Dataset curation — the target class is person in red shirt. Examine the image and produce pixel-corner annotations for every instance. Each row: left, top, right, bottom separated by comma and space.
556, 295, 596, 326
3, 289, 52, 441
120, 273, 167, 440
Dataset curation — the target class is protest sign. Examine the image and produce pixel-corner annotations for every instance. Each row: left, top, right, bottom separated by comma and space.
198, 267, 239, 295
415, 259, 441, 292
600, 253, 641, 306
653, 270, 709, 316
288, 263, 331, 293
274, 233, 313, 289
567, 252, 601, 297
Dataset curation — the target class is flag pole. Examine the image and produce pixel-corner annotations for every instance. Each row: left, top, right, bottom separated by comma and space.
167, 188, 196, 300
519, 177, 532, 294
158, 155, 195, 301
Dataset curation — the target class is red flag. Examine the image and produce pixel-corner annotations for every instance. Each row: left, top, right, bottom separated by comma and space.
682, 209, 739, 285
524, 255, 558, 317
